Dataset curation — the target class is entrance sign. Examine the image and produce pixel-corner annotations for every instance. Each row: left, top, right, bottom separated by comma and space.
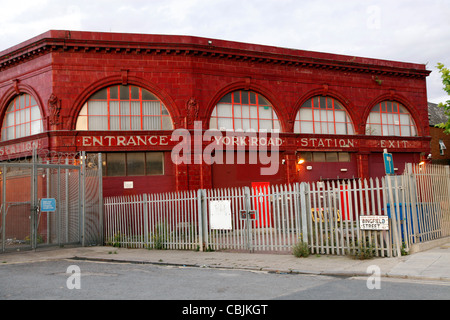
209, 200, 232, 230
383, 150, 395, 175
40, 198, 56, 212
360, 216, 389, 230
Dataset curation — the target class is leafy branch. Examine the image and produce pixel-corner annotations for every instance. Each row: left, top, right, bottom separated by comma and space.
435, 63, 450, 134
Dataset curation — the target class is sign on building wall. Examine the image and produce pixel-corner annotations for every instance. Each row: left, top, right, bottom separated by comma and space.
124, 181, 134, 189
209, 200, 232, 230
77, 135, 173, 147
0, 138, 46, 159
297, 137, 423, 150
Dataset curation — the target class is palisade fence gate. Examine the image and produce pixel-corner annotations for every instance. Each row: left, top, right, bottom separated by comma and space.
104, 163, 450, 257
400, 163, 450, 245
0, 151, 103, 253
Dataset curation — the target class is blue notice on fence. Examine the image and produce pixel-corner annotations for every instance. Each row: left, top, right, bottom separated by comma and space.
40, 198, 56, 212
383, 152, 395, 175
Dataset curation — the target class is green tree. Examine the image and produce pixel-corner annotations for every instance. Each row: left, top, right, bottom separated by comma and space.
436, 63, 450, 134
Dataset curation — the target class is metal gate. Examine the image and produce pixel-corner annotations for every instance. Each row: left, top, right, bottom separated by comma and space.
0, 151, 103, 252
199, 184, 304, 252
396, 163, 450, 248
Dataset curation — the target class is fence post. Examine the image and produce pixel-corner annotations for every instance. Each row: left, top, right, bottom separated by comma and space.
299, 182, 309, 244
446, 166, 450, 237
405, 163, 418, 244
31, 148, 37, 250
244, 186, 253, 252
143, 193, 149, 248
197, 189, 205, 252
64, 159, 69, 244
97, 153, 104, 245
1, 163, 5, 253
57, 166, 61, 247
386, 175, 401, 257
80, 151, 86, 247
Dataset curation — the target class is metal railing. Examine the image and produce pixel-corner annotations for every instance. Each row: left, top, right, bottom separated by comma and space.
399, 163, 450, 246
306, 178, 392, 257
104, 191, 199, 250
103, 164, 450, 257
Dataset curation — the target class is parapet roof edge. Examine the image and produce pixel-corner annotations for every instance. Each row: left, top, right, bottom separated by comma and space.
0, 30, 431, 77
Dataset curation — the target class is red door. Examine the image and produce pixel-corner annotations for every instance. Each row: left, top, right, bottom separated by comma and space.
252, 182, 271, 228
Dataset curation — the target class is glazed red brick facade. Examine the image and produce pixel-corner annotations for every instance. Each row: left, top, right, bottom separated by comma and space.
0, 30, 431, 197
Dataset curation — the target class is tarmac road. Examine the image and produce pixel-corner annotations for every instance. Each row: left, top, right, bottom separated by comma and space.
1, 239, 449, 301
1, 258, 449, 300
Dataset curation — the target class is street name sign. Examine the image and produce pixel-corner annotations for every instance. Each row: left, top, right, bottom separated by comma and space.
360, 216, 389, 230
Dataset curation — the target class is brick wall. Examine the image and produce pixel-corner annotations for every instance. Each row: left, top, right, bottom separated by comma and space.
430, 126, 450, 164
0, 31, 432, 193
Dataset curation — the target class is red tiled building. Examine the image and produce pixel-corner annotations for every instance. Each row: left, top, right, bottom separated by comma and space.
0, 30, 431, 197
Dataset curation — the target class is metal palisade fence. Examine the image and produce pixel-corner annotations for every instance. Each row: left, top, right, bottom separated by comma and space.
104, 191, 199, 250
103, 164, 450, 257
400, 163, 450, 245
307, 178, 388, 256
201, 184, 303, 252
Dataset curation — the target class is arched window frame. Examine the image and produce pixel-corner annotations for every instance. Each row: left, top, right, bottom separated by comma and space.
209, 90, 281, 132
1, 93, 44, 142
365, 100, 417, 137
76, 85, 173, 131
294, 96, 355, 135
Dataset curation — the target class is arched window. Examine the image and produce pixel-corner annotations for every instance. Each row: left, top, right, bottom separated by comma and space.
294, 96, 354, 135
1, 94, 44, 141
209, 90, 281, 132
76, 85, 173, 131
366, 101, 417, 136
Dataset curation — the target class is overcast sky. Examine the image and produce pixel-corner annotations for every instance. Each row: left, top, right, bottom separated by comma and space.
1, 0, 449, 103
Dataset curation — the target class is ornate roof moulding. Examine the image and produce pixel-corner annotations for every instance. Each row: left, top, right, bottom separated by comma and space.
0, 44, 50, 70
0, 30, 432, 79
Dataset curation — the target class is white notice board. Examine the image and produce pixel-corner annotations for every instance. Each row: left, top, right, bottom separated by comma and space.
209, 200, 232, 230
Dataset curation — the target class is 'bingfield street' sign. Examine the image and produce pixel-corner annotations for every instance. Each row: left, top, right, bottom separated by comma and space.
359, 216, 389, 230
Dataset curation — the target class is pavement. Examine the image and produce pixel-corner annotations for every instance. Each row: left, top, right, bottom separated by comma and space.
1, 237, 449, 282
